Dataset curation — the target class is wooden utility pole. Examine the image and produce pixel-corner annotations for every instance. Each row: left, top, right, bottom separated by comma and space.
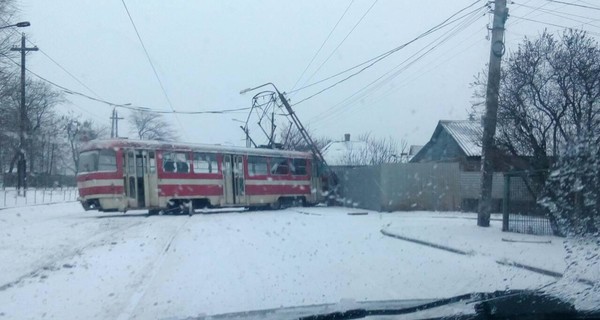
11, 33, 38, 195
478, 0, 508, 227
110, 107, 124, 138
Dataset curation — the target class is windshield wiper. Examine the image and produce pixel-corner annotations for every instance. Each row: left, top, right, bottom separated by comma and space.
298, 290, 596, 320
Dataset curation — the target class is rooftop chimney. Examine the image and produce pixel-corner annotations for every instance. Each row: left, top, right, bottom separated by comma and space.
344, 133, 350, 142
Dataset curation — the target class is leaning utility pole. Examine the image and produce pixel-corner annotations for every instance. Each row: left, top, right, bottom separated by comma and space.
11, 33, 38, 195
478, 0, 508, 227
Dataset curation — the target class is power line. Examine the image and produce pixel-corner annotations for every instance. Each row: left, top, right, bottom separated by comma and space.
309, 6, 487, 127
509, 0, 554, 28
1, 53, 249, 116
511, 15, 600, 36
289, 0, 483, 96
35, 48, 104, 99
299, 0, 379, 88
545, 0, 600, 11
291, 1, 486, 106
120, 0, 187, 137
290, 0, 355, 92
0, 17, 104, 99
512, 2, 600, 29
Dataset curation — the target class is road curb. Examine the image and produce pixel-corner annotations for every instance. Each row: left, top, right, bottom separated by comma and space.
380, 229, 471, 255
380, 229, 595, 286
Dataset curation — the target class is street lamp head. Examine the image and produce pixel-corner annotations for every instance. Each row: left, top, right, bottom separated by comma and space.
240, 82, 278, 95
15, 21, 30, 28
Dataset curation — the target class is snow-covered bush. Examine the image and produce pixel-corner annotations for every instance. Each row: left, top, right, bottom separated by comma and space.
541, 137, 600, 298
541, 137, 600, 237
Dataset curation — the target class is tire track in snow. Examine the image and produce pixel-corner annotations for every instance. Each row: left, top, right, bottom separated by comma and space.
0, 219, 145, 291
116, 217, 191, 320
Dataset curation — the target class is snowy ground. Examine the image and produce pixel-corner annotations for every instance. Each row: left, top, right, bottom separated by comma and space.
0, 202, 583, 319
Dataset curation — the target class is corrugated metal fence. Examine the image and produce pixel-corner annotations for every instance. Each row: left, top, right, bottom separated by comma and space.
333, 163, 505, 212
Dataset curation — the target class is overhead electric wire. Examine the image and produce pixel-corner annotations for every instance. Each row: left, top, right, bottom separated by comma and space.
309, 6, 487, 127
120, 0, 188, 137
515, 2, 600, 22
289, 0, 483, 96
509, 0, 555, 28
544, 0, 600, 11
291, 0, 486, 107
511, 15, 600, 36
299, 0, 379, 89
0, 17, 104, 99
1, 53, 249, 117
290, 0, 355, 92
512, 2, 600, 29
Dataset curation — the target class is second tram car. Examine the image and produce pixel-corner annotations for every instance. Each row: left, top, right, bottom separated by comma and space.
77, 139, 327, 214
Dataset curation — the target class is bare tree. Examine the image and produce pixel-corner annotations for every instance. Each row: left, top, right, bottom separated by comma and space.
278, 121, 331, 152
343, 133, 408, 166
0, 77, 64, 174
64, 113, 107, 173
128, 109, 177, 141
471, 30, 600, 171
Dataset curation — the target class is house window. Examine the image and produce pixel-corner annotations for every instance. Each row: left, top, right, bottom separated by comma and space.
162, 152, 190, 173
193, 153, 218, 174
291, 158, 307, 175
270, 157, 289, 175
248, 156, 268, 176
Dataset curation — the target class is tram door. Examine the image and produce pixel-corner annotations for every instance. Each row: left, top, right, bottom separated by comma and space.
124, 150, 158, 208
222, 155, 245, 205
233, 155, 245, 204
222, 155, 234, 204
145, 151, 159, 207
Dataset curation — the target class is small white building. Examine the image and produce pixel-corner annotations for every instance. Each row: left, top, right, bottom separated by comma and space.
321, 134, 368, 167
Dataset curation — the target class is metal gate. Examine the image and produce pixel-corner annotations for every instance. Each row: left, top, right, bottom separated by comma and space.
502, 170, 555, 235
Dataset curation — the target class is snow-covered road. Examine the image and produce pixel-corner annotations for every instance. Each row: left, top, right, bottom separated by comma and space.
0, 203, 557, 319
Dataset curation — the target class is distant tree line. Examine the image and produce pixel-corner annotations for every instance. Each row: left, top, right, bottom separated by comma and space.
0, 0, 108, 184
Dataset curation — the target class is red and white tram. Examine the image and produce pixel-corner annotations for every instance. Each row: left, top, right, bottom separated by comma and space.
76, 139, 327, 214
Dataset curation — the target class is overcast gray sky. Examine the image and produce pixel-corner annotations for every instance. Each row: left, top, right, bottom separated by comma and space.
16, 0, 600, 147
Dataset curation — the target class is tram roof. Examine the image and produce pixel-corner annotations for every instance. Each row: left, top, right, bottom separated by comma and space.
81, 139, 313, 159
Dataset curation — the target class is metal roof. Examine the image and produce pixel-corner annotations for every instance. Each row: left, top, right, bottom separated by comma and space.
438, 120, 483, 157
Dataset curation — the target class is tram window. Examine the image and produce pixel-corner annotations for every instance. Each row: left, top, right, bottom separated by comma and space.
78, 149, 116, 173
247, 156, 268, 176
127, 152, 135, 174
162, 152, 190, 173
78, 151, 97, 173
193, 153, 218, 174
98, 150, 117, 172
291, 158, 307, 175
270, 157, 289, 175
149, 152, 156, 173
